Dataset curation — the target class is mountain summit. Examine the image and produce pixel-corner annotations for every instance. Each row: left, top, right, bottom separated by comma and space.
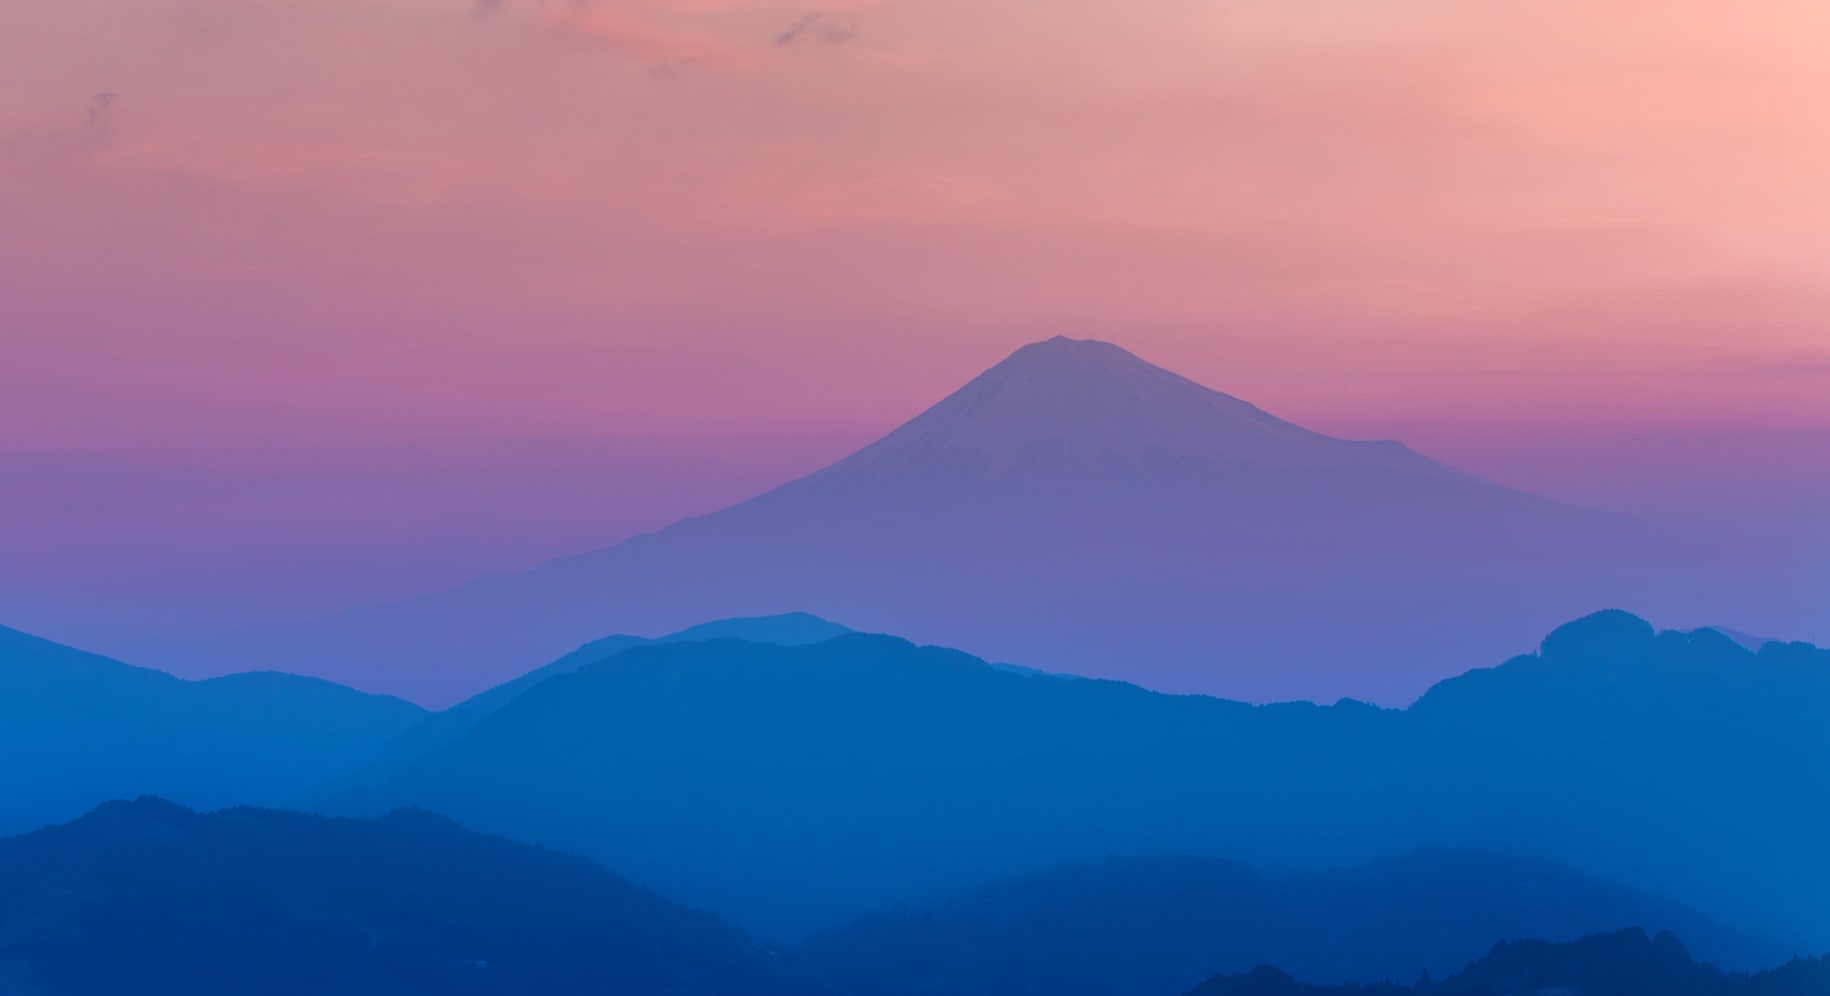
180, 338, 1713, 706
823, 337, 1459, 478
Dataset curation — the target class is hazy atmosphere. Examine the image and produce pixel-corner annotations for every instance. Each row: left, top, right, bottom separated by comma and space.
4, 0, 1827, 659
3, 4, 1827, 995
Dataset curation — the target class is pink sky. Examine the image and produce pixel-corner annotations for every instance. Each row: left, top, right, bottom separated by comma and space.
1, 0, 1827, 648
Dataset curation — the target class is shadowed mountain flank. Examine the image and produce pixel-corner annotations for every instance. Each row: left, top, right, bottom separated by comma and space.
0, 798, 800, 996
798, 851, 1763, 996
1185, 928, 1829, 996
5, 802, 1814, 996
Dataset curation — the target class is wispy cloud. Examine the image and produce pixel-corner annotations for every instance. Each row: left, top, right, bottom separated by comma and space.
532, 2, 755, 69
775, 12, 819, 45
776, 11, 855, 46
87, 91, 118, 127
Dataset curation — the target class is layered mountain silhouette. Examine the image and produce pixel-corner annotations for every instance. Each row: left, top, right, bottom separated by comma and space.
0, 798, 799, 996
7, 801, 1815, 996
798, 851, 1764, 996
1186, 928, 1830, 996
0, 614, 849, 834
332, 612, 1830, 949
361, 612, 851, 770
176, 336, 1740, 707
0, 624, 423, 836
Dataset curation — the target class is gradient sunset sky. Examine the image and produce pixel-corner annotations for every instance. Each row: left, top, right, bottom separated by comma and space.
2, 0, 1826, 647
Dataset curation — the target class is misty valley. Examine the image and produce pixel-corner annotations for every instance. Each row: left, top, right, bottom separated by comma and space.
4, 606, 1827, 995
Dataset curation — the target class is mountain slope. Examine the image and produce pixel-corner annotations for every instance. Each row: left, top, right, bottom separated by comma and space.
816, 336, 1469, 475
338, 612, 1830, 948
361, 612, 853, 771
176, 336, 1733, 707
0, 798, 799, 996
798, 851, 1765, 996
1186, 928, 1830, 996
0, 625, 424, 835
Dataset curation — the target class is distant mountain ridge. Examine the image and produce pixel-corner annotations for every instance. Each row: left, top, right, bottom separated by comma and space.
0, 613, 850, 834
5, 800, 1817, 996
358, 612, 852, 772
799, 850, 1768, 996
1186, 928, 1830, 996
168, 335, 1771, 708
0, 798, 799, 996
0, 624, 423, 836
1687, 626, 1781, 652
334, 610, 1830, 949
